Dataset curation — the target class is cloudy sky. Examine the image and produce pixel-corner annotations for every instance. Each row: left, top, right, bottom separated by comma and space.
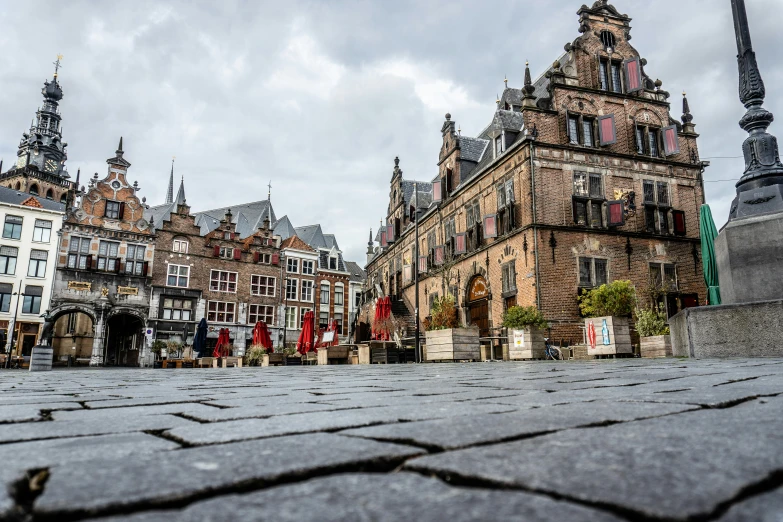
1, 0, 781, 263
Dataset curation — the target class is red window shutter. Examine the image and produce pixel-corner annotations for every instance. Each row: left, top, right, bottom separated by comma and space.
253, 252, 260, 263
455, 233, 467, 254
418, 256, 428, 274
624, 57, 643, 93
142, 261, 149, 276
607, 201, 625, 227
483, 215, 498, 238
271, 253, 280, 265
380, 230, 387, 247
233, 248, 241, 260
673, 210, 686, 235
387, 224, 394, 243
434, 246, 445, 265
432, 180, 442, 202
598, 114, 617, 146
213, 245, 220, 257
662, 125, 680, 156
118, 202, 125, 220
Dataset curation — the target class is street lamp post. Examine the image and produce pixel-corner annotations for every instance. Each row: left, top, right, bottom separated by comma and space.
279, 253, 288, 350
4, 283, 25, 369
413, 183, 421, 363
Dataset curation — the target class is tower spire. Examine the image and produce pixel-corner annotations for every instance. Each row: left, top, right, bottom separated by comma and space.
267, 180, 272, 201
175, 172, 186, 205
730, 0, 783, 194
522, 60, 537, 108
166, 158, 174, 204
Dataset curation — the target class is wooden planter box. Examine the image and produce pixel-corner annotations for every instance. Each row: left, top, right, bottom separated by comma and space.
508, 328, 546, 360
267, 353, 285, 366
640, 335, 673, 358
585, 317, 633, 356
425, 328, 480, 362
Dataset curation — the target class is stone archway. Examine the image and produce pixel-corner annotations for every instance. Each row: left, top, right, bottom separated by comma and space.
50, 306, 97, 365
104, 308, 146, 367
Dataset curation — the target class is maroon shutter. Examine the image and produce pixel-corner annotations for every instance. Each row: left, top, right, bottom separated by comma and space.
432, 180, 442, 202
380, 230, 387, 247
387, 224, 394, 243
607, 201, 625, 227
118, 202, 125, 220
673, 210, 686, 236
662, 125, 680, 156
142, 261, 149, 276
233, 248, 241, 260
624, 57, 643, 93
455, 233, 467, 254
418, 256, 427, 274
213, 245, 220, 257
598, 114, 617, 146
253, 252, 260, 263
271, 253, 280, 265
483, 215, 497, 238
434, 246, 445, 265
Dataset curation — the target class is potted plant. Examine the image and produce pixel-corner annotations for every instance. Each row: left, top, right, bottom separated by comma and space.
150, 340, 165, 368
636, 305, 672, 358
245, 345, 268, 367
423, 295, 479, 362
503, 306, 548, 360
578, 280, 636, 356
166, 340, 183, 360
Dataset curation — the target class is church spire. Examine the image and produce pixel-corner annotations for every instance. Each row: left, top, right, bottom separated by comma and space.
175, 174, 186, 205
166, 158, 175, 204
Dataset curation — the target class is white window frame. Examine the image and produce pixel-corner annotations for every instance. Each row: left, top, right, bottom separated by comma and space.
162, 297, 194, 321
248, 304, 275, 326
299, 307, 313, 328
300, 280, 314, 302
301, 260, 315, 275
207, 300, 236, 323
27, 250, 48, 278
286, 278, 299, 301
334, 283, 344, 306
32, 220, 52, 243
287, 257, 299, 274
285, 307, 298, 329
167, 264, 190, 288
320, 281, 330, 305
251, 275, 276, 297
210, 270, 238, 293
172, 239, 189, 253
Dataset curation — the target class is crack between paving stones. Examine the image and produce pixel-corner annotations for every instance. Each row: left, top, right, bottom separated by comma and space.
711, 375, 771, 387
699, 468, 783, 522
28, 458, 416, 522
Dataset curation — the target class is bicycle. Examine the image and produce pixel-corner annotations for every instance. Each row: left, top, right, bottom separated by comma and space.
544, 338, 562, 361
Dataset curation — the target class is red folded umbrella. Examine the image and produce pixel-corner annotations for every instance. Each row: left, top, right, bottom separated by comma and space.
212, 328, 230, 358
252, 321, 274, 353
297, 311, 316, 354
328, 320, 340, 347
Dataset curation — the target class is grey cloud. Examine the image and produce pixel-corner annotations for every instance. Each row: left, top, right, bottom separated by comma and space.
0, 0, 781, 263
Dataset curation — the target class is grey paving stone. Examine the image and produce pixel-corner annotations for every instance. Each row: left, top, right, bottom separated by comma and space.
51, 402, 222, 421
166, 402, 516, 445
343, 400, 697, 450
93, 472, 624, 522
33, 434, 423, 519
718, 487, 783, 522
406, 397, 783, 521
0, 414, 195, 443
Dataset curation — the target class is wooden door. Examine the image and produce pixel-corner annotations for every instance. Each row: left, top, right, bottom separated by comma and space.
468, 300, 489, 338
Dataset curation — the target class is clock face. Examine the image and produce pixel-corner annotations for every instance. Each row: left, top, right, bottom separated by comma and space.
45, 159, 58, 173
16, 156, 27, 169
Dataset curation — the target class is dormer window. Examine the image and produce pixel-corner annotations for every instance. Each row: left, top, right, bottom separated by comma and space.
494, 136, 503, 157
329, 256, 338, 270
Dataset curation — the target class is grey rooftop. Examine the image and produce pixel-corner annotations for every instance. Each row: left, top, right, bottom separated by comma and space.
1, 359, 781, 521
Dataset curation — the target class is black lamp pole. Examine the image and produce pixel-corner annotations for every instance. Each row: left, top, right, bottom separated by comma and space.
4, 283, 24, 369
280, 253, 287, 350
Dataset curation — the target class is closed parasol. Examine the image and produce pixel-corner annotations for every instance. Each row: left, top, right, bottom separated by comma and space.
212, 328, 231, 358
252, 321, 274, 353
700, 205, 722, 305
193, 318, 208, 358
297, 311, 316, 354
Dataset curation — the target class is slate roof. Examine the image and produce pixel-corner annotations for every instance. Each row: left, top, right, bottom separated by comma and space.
318, 250, 347, 272
272, 215, 296, 241
344, 261, 367, 283
0, 186, 65, 212
144, 202, 178, 229
194, 200, 276, 238
295, 225, 327, 250
458, 136, 489, 163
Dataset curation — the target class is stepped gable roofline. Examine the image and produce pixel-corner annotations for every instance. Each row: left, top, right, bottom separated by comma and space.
194, 200, 276, 238
0, 186, 65, 212
577, 1, 631, 23
281, 234, 317, 253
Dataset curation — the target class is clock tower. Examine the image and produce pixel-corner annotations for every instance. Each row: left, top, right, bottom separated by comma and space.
0, 56, 76, 204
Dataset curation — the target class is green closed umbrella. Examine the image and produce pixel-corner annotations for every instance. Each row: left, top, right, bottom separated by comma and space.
700, 205, 721, 305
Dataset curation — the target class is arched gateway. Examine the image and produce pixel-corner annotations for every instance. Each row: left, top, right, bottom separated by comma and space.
466, 276, 490, 337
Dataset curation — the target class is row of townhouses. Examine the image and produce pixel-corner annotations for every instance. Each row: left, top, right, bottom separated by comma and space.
364, 0, 709, 344
0, 69, 365, 366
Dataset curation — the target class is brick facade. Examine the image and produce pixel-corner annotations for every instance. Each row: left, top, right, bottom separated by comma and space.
366, 1, 708, 346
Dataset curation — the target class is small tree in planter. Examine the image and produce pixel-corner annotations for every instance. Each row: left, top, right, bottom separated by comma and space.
578, 281, 636, 356
166, 340, 183, 360
424, 295, 479, 362
503, 306, 548, 360
636, 305, 672, 358
245, 345, 268, 367
150, 340, 165, 361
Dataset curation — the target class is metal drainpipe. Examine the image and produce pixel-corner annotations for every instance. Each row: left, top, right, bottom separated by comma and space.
530, 140, 542, 310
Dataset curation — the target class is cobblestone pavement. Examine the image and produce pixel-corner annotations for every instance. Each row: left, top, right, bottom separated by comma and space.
1, 359, 782, 521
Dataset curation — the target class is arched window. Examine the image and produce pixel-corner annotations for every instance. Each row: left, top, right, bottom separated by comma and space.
60, 194, 67, 203
15, 182, 21, 190
29, 184, 39, 195
172, 238, 189, 254
46, 189, 54, 200
600, 31, 616, 51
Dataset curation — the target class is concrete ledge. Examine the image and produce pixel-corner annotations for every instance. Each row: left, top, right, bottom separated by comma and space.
670, 299, 783, 358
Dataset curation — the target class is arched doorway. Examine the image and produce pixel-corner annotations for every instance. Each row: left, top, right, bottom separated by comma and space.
52, 310, 95, 364
467, 276, 490, 337
105, 314, 144, 366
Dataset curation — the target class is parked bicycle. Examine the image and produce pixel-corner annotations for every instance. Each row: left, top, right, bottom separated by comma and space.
544, 338, 563, 361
